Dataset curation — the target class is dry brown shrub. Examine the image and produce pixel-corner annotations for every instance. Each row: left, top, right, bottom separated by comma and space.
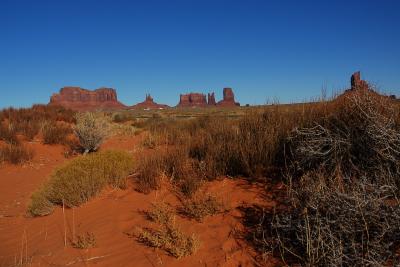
0, 144, 34, 164
0, 105, 75, 143
180, 192, 225, 222
42, 122, 72, 145
139, 220, 199, 258
15, 120, 40, 141
146, 202, 174, 225
71, 232, 96, 249
249, 89, 400, 266
289, 89, 400, 185
0, 123, 19, 145
135, 152, 164, 194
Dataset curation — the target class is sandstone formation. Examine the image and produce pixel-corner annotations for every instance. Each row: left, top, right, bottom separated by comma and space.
49, 87, 126, 111
177, 93, 208, 107
351, 71, 369, 91
217, 88, 240, 107
177, 88, 240, 107
131, 94, 169, 110
208, 93, 216, 106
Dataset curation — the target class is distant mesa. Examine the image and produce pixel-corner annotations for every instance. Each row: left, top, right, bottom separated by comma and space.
178, 93, 208, 107
208, 92, 216, 105
50, 87, 126, 111
217, 88, 240, 107
344, 71, 397, 99
130, 94, 170, 110
350, 71, 369, 91
49, 86, 241, 111
177, 88, 240, 108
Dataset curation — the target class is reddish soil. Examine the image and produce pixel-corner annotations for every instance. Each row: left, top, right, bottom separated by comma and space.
0, 136, 277, 267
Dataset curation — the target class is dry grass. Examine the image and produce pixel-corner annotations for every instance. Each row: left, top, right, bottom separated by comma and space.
139, 220, 199, 258
0, 144, 34, 164
15, 120, 41, 141
0, 123, 19, 144
132, 87, 400, 264
139, 199, 199, 258
180, 192, 225, 222
28, 150, 134, 216
246, 89, 400, 265
135, 152, 164, 193
71, 232, 96, 249
42, 122, 72, 145
146, 202, 174, 225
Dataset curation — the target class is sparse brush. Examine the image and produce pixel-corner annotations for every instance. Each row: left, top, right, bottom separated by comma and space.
248, 88, 400, 266
139, 221, 199, 258
288, 89, 400, 185
252, 173, 400, 266
0, 144, 34, 164
112, 112, 136, 123
135, 152, 164, 193
71, 232, 96, 249
180, 193, 225, 222
15, 120, 41, 141
42, 122, 72, 145
141, 133, 157, 149
74, 112, 110, 154
28, 150, 133, 216
146, 202, 174, 225
0, 123, 19, 145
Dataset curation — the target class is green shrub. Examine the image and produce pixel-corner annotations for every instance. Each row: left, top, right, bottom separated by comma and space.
28, 150, 134, 216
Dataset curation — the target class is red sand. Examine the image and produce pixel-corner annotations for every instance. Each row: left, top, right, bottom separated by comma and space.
0, 136, 277, 266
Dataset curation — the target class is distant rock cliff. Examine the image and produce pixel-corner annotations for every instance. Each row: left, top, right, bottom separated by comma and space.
177, 88, 240, 108
49, 87, 126, 111
177, 93, 209, 107
351, 71, 369, 91
217, 88, 240, 107
131, 94, 169, 110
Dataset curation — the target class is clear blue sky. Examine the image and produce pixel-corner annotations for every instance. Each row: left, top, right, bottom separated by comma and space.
1, 0, 399, 108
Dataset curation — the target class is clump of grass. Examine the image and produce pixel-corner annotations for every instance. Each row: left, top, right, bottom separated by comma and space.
42, 122, 72, 145
0, 144, 34, 164
0, 123, 19, 144
146, 202, 174, 225
112, 112, 136, 123
180, 193, 225, 222
28, 150, 134, 216
139, 220, 199, 258
71, 232, 97, 249
15, 120, 40, 141
0, 105, 75, 142
135, 152, 164, 194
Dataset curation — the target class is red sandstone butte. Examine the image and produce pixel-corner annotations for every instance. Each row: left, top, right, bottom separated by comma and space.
130, 94, 169, 110
351, 71, 369, 91
177, 93, 208, 107
49, 87, 126, 111
217, 88, 240, 107
208, 92, 216, 105
177, 88, 240, 107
